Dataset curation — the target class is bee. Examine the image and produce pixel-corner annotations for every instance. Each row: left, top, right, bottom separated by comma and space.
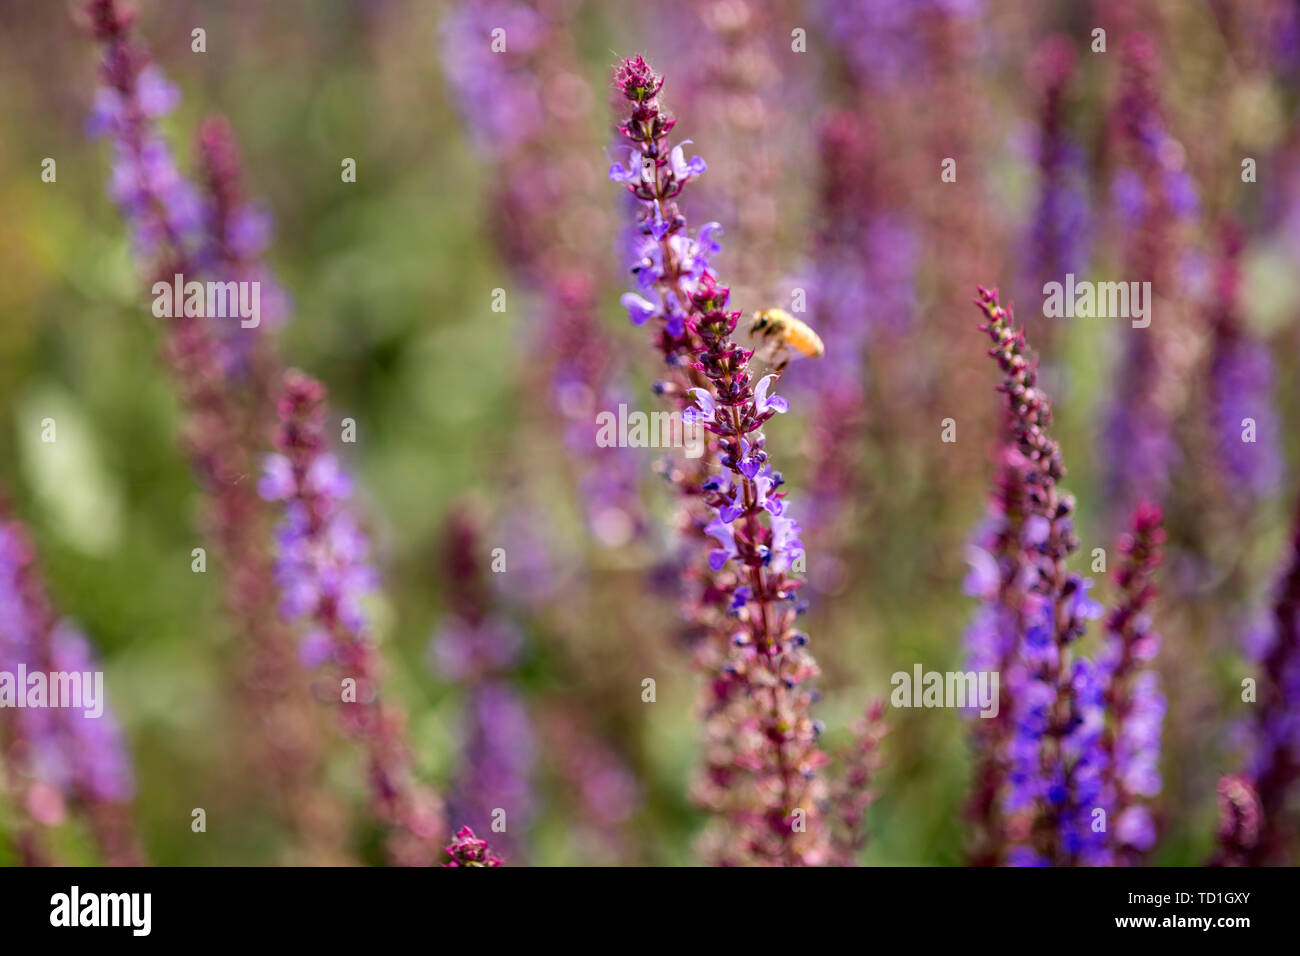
748, 308, 825, 371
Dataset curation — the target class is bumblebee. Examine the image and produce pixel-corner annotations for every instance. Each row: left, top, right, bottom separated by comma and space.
748, 308, 825, 370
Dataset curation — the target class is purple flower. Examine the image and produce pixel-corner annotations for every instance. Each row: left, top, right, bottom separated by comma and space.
669, 141, 706, 180
439, 2, 648, 549
1225, 497, 1300, 863
705, 516, 739, 571
438, 1, 545, 152
621, 292, 657, 326
753, 374, 789, 416
1024, 37, 1091, 292
611, 56, 832, 865
430, 510, 534, 860
265, 370, 445, 864
609, 149, 645, 184
445, 683, 535, 860
0, 509, 139, 863
682, 388, 716, 425
1207, 227, 1283, 503
1212, 774, 1262, 865
968, 289, 1114, 866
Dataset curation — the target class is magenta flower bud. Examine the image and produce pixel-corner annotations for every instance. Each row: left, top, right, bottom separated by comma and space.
443, 826, 503, 867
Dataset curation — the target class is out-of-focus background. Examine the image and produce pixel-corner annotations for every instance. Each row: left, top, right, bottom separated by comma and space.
1, 0, 1299, 865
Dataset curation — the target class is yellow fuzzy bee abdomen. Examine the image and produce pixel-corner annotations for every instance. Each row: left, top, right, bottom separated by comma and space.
751, 309, 825, 359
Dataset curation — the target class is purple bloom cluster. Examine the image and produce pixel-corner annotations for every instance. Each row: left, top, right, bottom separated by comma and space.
1102, 33, 1197, 514
1095, 502, 1166, 864
969, 290, 1169, 867
447, 684, 535, 855
439, 1, 646, 548
819, 0, 982, 89
429, 512, 535, 860
438, 1, 545, 153
260, 450, 379, 670
86, 47, 202, 263
194, 116, 289, 377
610, 55, 837, 865
974, 290, 1102, 865
1223, 496, 1300, 864
963, 447, 1035, 863
1212, 773, 1262, 866
1025, 36, 1091, 296
261, 370, 444, 865
259, 374, 380, 675
1207, 226, 1283, 503
45, 623, 135, 807
1211, 338, 1282, 497
0, 507, 138, 865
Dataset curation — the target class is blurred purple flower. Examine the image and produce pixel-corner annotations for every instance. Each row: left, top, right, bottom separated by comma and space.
0, 508, 138, 864
263, 370, 445, 865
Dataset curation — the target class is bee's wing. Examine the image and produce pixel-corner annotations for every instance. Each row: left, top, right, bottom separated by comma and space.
739, 319, 790, 360
740, 319, 768, 351
741, 325, 784, 365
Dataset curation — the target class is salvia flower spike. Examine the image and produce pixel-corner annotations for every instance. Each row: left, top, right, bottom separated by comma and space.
974, 287, 1104, 866
1099, 501, 1167, 865
262, 370, 445, 864
429, 510, 535, 862
610, 55, 837, 865
0, 501, 140, 865
1230, 493, 1300, 863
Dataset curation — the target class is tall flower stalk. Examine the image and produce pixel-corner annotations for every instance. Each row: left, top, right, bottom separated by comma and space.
261, 371, 444, 864
1211, 774, 1262, 866
0, 500, 139, 865
1023, 35, 1090, 352
439, 0, 646, 549
968, 290, 1168, 867
429, 510, 535, 861
1206, 224, 1282, 506
1219, 494, 1300, 864
796, 107, 916, 553
972, 288, 1104, 866
827, 700, 887, 865
1101, 33, 1199, 516
82, 0, 343, 858
539, 707, 643, 864
610, 55, 837, 865
962, 442, 1034, 865
1098, 502, 1166, 864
